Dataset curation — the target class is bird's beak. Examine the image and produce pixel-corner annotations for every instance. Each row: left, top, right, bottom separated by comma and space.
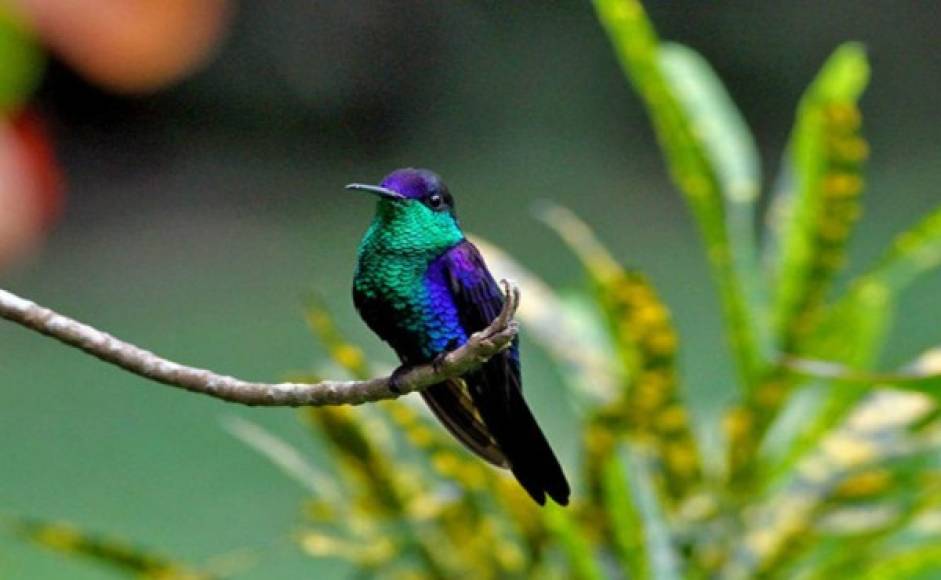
345, 183, 406, 200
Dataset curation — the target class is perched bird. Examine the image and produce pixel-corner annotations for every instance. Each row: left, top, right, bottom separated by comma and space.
348, 168, 570, 506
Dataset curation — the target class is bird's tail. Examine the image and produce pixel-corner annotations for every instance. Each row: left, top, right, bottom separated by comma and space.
468, 356, 570, 506
499, 383, 570, 506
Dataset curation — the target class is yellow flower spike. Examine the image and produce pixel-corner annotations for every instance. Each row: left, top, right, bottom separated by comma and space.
743, 528, 777, 561
823, 173, 863, 198
817, 248, 849, 271
305, 499, 336, 522
407, 494, 444, 521
837, 137, 870, 162
299, 532, 339, 556
833, 468, 893, 499
431, 452, 461, 478
723, 407, 754, 440
632, 303, 669, 328
754, 381, 788, 409
665, 442, 700, 478
638, 369, 672, 392
823, 102, 861, 129
655, 405, 690, 433
299, 532, 396, 567
15, 519, 207, 579
32, 523, 82, 550
459, 464, 488, 490
585, 424, 616, 454
331, 344, 366, 371
646, 330, 678, 355
303, 293, 372, 378
633, 380, 668, 412
495, 541, 526, 571
384, 400, 418, 425
305, 310, 331, 333
405, 426, 435, 449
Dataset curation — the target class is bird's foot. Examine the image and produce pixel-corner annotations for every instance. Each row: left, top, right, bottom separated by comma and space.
431, 352, 448, 375
388, 364, 414, 394
432, 339, 460, 374
390, 340, 462, 394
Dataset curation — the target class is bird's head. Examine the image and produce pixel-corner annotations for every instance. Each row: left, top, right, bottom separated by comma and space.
348, 168, 464, 255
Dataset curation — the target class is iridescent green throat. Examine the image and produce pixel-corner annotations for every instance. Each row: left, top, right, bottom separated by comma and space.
357, 199, 464, 259
354, 199, 464, 303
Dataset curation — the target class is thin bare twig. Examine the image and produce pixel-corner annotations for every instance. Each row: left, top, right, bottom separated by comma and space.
0, 281, 521, 406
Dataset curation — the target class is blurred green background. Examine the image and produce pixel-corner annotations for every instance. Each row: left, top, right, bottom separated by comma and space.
1, 1, 939, 577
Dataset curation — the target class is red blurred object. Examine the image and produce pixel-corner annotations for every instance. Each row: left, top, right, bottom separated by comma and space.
0, 107, 64, 268
9, 108, 63, 229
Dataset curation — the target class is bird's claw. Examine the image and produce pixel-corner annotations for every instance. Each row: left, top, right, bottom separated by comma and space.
388, 364, 412, 394
432, 339, 459, 374
432, 352, 447, 374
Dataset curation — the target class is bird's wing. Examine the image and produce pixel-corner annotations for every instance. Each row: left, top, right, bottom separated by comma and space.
420, 379, 509, 468
437, 240, 570, 506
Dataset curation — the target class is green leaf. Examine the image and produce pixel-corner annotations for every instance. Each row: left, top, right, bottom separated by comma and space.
860, 544, 941, 580
592, 0, 767, 388
778, 354, 941, 403
658, 42, 761, 243
866, 203, 941, 294
600, 453, 649, 579
768, 43, 870, 350
777, 205, 941, 475
543, 504, 604, 580
620, 447, 682, 580
0, 6, 43, 113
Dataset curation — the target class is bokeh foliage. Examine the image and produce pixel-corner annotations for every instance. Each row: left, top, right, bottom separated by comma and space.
0, 4, 43, 114
9, 0, 941, 578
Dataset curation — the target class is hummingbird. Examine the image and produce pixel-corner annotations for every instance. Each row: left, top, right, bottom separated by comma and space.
348, 168, 570, 506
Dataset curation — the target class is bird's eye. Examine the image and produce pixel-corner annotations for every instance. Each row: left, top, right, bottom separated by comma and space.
427, 193, 445, 210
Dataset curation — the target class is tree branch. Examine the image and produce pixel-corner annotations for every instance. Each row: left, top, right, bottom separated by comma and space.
0, 281, 521, 406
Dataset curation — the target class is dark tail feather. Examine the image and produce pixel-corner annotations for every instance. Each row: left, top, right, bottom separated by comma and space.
468, 359, 570, 506
503, 387, 570, 506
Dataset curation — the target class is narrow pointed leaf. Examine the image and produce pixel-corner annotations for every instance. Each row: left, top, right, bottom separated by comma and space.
222, 415, 343, 501
592, 0, 767, 388
7, 518, 210, 579
860, 545, 941, 580
659, 43, 767, 338
600, 453, 650, 579
620, 447, 683, 580
768, 43, 870, 350
543, 504, 604, 580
